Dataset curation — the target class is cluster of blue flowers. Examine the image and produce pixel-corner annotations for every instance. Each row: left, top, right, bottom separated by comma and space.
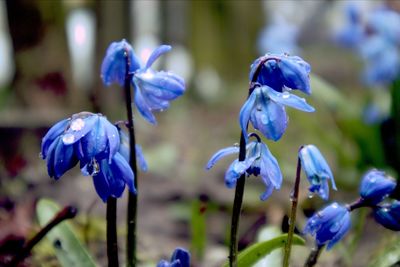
41, 39, 185, 203
41, 112, 148, 202
101, 40, 186, 125
304, 169, 399, 249
337, 3, 400, 86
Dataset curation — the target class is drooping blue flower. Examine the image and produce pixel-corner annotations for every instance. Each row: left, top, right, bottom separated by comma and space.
373, 200, 400, 231
335, 3, 364, 48
359, 169, 396, 205
132, 45, 186, 125
299, 145, 337, 200
367, 8, 400, 45
41, 112, 135, 201
304, 202, 351, 250
239, 85, 314, 141
157, 247, 190, 267
249, 54, 311, 95
117, 124, 148, 172
101, 39, 141, 87
206, 136, 282, 201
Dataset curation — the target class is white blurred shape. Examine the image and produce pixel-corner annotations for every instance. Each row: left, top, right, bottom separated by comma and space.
194, 67, 222, 101
165, 45, 193, 84
0, 1, 15, 88
66, 8, 96, 89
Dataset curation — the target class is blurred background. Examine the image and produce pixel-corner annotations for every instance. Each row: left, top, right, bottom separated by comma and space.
0, 0, 399, 266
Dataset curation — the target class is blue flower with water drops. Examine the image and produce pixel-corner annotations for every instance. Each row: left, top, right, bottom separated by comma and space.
359, 169, 396, 205
101, 39, 141, 87
299, 145, 337, 200
41, 112, 135, 201
157, 247, 190, 267
249, 53, 311, 95
206, 135, 282, 201
373, 200, 400, 231
304, 202, 351, 250
132, 45, 186, 125
239, 85, 314, 141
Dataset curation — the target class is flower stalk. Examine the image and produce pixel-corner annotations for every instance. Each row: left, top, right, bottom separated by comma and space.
107, 197, 119, 267
304, 244, 324, 267
123, 49, 139, 267
283, 154, 302, 267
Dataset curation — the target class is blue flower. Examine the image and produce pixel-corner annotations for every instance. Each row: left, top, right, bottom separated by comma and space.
132, 45, 186, 125
249, 54, 311, 95
239, 85, 314, 141
359, 169, 396, 205
157, 247, 190, 267
304, 202, 351, 250
335, 3, 364, 48
373, 200, 400, 231
101, 39, 141, 87
299, 145, 337, 200
206, 137, 282, 201
41, 112, 135, 201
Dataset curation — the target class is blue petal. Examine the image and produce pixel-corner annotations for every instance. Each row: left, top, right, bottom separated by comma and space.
373, 201, 400, 231
62, 115, 98, 145
170, 247, 190, 267
101, 117, 120, 163
205, 146, 240, 170
156, 260, 171, 267
92, 167, 111, 202
133, 82, 157, 124
239, 89, 258, 142
41, 118, 69, 159
110, 153, 136, 194
326, 211, 351, 250
77, 116, 108, 162
259, 177, 274, 201
135, 70, 185, 101
53, 137, 79, 179
135, 144, 148, 172
250, 96, 287, 141
259, 143, 282, 189
279, 57, 311, 94
359, 169, 396, 204
145, 45, 172, 69
263, 86, 315, 112
46, 137, 59, 179
101, 39, 141, 87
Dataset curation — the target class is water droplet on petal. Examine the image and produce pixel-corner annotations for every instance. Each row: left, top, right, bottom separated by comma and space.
330, 222, 340, 232
70, 118, 85, 131
233, 143, 239, 147
332, 203, 339, 209
256, 105, 262, 111
308, 192, 315, 199
261, 114, 268, 124
63, 134, 75, 144
282, 92, 290, 99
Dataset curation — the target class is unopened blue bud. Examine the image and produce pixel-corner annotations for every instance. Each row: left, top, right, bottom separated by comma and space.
373, 200, 400, 231
359, 169, 396, 204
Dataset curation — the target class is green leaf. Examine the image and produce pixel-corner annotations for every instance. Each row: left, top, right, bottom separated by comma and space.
222, 234, 305, 267
36, 198, 97, 267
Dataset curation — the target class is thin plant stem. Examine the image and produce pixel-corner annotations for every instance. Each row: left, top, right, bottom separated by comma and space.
229, 131, 247, 267
304, 245, 324, 267
7, 206, 77, 266
283, 155, 302, 267
124, 50, 139, 267
107, 197, 119, 267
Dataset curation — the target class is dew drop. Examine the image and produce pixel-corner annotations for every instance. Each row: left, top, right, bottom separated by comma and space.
330, 222, 340, 232
256, 105, 262, 111
282, 92, 290, 99
233, 143, 239, 147
332, 203, 339, 209
70, 118, 85, 131
62, 134, 75, 144
308, 192, 315, 199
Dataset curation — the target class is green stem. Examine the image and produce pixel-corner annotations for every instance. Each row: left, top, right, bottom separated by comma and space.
283, 155, 302, 267
123, 50, 138, 267
107, 197, 119, 267
229, 131, 247, 267
304, 245, 324, 267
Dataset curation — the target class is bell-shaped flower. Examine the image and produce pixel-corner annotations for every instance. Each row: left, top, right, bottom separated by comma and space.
299, 145, 337, 200
359, 169, 396, 205
239, 85, 314, 141
249, 53, 311, 95
206, 136, 282, 201
157, 247, 190, 267
41, 112, 135, 201
373, 200, 400, 231
100, 39, 141, 87
335, 3, 364, 48
117, 125, 148, 172
304, 202, 351, 250
132, 45, 186, 124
